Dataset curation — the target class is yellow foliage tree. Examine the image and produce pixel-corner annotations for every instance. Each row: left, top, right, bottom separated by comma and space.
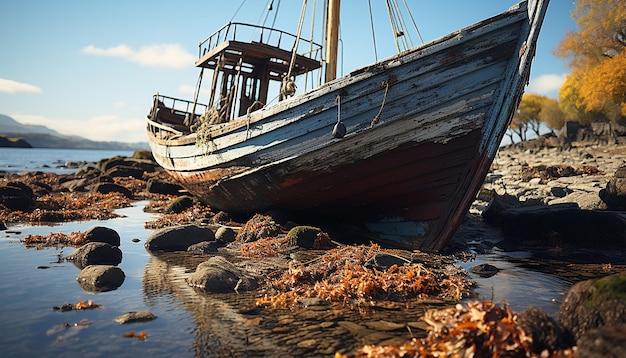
515, 94, 545, 137
555, 0, 626, 122
510, 94, 566, 141
539, 97, 566, 131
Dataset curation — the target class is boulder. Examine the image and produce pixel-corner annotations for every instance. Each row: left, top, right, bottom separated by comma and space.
187, 240, 223, 254
0, 182, 35, 211
59, 177, 92, 192
469, 263, 500, 278
576, 324, 626, 358
600, 165, 626, 210
146, 178, 184, 196
76, 265, 125, 292
65, 242, 122, 268
518, 308, 573, 354
364, 253, 408, 271
145, 224, 215, 251
131, 150, 155, 161
498, 204, 626, 247
186, 256, 257, 293
558, 272, 626, 340
114, 311, 157, 324
93, 182, 133, 199
84, 226, 120, 246
214, 226, 236, 243
286, 226, 321, 249
165, 195, 194, 213
103, 165, 145, 179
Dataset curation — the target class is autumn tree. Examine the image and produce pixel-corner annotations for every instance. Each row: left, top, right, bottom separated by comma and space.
555, 0, 626, 124
509, 94, 565, 141
508, 111, 528, 143
516, 94, 545, 137
539, 96, 566, 131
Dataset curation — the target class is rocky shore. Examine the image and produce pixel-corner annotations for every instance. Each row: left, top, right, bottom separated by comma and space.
2, 142, 626, 356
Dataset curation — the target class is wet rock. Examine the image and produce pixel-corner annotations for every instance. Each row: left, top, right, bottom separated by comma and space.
0, 221, 6, 231
286, 226, 322, 249
576, 324, 626, 358
498, 204, 626, 247
600, 165, 626, 210
211, 211, 232, 224
0, 182, 35, 211
165, 195, 194, 214
131, 150, 154, 161
469, 263, 500, 278
481, 193, 520, 223
215, 226, 236, 243
114, 311, 157, 324
518, 307, 573, 354
145, 224, 215, 251
146, 178, 184, 196
186, 256, 257, 293
76, 265, 125, 292
364, 253, 408, 270
65, 242, 122, 269
93, 182, 133, 199
187, 240, 223, 254
549, 186, 571, 198
558, 272, 626, 340
84, 226, 120, 246
103, 165, 145, 179
59, 177, 94, 192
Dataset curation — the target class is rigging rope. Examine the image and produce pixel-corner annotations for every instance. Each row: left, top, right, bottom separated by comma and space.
367, 0, 378, 61
230, 0, 247, 22
282, 0, 307, 100
402, 0, 423, 44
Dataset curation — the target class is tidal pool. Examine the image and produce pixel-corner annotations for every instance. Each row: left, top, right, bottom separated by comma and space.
0, 201, 599, 357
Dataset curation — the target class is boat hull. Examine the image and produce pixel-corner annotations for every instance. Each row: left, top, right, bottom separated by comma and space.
147, 0, 549, 251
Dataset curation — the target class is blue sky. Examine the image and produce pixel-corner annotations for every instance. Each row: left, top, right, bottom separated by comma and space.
0, 0, 576, 143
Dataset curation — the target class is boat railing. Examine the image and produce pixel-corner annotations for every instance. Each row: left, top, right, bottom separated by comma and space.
147, 93, 208, 137
152, 93, 208, 119
198, 22, 323, 63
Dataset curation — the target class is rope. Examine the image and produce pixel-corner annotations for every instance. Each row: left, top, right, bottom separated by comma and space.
402, 0, 423, 44
286, 0, 307, 80
367, 0, 378, 61
370, 80, 389, 127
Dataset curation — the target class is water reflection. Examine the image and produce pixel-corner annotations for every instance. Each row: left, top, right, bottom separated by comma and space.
141, 250, 447, 356
143, 251, 292, 356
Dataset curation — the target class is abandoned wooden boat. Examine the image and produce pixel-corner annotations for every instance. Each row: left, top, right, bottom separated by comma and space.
146, 0, 549, 251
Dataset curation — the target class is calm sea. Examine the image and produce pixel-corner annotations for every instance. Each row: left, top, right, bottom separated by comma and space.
0, 147, 135, 174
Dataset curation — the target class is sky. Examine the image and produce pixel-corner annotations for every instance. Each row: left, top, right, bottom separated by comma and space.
0, 0, 577, 143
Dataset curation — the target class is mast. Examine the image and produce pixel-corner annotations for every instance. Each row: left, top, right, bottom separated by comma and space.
325, 0, 340, 82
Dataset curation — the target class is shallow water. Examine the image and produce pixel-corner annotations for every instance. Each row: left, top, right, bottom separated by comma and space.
2, 148, 616, 356
0, 199, 584, 357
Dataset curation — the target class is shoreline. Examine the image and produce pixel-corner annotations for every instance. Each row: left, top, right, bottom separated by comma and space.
2, 143, 626, 356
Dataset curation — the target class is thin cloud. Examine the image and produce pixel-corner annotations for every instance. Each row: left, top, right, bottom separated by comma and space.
13, 114, 147, 143
82, 43, 196, 69
0, 78, 42, 94
527, 74, 567, 95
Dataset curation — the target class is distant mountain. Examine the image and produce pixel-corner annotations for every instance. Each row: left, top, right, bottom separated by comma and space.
0, 114, 148, 150
0, 114, 60, 135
